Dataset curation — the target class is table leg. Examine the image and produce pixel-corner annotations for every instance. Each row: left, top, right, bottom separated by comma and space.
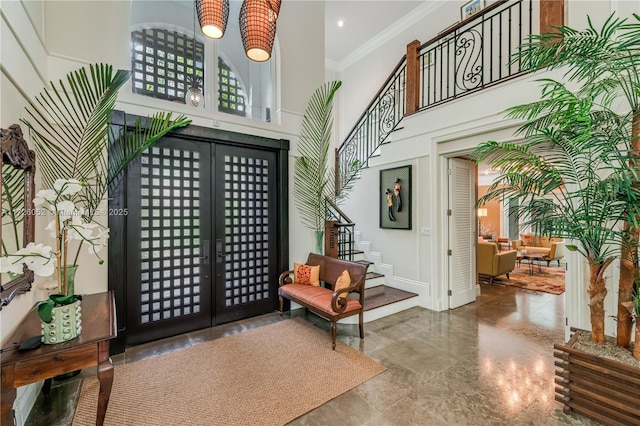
96, 341, 114, 426
1, 366, 16, 426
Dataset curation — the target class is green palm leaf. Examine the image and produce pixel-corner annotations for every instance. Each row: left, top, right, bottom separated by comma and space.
20, 63, 191, 264
294, 81, 342, 232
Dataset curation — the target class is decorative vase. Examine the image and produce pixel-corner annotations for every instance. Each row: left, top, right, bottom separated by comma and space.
41, 299, 82, 344
60, 264, 78, 296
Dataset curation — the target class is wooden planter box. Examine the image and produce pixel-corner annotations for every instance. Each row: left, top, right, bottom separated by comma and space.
554, 327, 640, 425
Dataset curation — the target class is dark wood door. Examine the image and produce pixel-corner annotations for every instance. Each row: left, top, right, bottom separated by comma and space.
125, 138, 280, 345
213, 144, 278, 324
126, 138, 213, 344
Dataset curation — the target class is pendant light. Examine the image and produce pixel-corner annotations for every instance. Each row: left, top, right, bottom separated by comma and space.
196, 0, 229, 39
186, 4, 204, 107
239, 0, 277, 62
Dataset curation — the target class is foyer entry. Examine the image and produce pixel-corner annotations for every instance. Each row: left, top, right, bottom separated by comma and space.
108, 119, 289, 348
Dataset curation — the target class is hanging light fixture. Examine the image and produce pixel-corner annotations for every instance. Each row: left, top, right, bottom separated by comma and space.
239, 0, 277, 62
267, 0, 280, 20
186, 4, 204, 107
196, 0, 229, 39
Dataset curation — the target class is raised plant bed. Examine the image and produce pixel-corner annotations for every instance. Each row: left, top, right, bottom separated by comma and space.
554, 327, 640, 425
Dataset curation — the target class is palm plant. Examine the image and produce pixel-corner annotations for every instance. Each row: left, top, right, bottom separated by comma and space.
21, 63, 191, 279
293, 80, 361, 254
474, 80, 640, 344
515, 13, 640, 347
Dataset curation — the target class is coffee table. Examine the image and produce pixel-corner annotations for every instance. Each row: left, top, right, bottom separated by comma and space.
521, 253, 544, 275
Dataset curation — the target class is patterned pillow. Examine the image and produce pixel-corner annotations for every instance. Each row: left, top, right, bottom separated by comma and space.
293, 263, 320, 286
334, 269, 351, 300
520, 233, 535, 246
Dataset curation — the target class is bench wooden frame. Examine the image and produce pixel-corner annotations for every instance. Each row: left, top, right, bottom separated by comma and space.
278, 253, 369, 349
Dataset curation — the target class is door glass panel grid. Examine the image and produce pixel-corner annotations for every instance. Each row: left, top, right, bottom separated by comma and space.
223, 155, 270, 307
140, 146, 202, 324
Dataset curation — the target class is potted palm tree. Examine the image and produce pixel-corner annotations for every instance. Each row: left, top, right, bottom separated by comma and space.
293, 81, 360, 254
0, 63, 192, 345
20, 63, 190, 300
474, 14, 640, 424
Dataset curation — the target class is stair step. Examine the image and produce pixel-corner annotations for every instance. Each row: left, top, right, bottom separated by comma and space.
343, 250, 364, 256
362, 285, 418, 312
355, 259, 373, 266
366, 271, 384, 280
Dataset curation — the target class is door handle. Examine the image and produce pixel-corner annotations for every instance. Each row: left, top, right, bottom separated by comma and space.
200, 240, 210, 265
216, 239, 229, 263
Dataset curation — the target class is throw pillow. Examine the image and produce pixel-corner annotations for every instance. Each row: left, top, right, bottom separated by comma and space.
520, 233, 535, 246
293, 263, 320, 286
334, 269, 351, 300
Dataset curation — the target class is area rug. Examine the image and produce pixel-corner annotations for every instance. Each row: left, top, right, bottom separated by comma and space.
72, 318, 386, 426
503, 264, 565, 295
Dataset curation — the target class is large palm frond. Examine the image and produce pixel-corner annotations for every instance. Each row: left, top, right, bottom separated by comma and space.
294, 81, 342, 232
474, 84, 637, 265
517, 14, 640, 111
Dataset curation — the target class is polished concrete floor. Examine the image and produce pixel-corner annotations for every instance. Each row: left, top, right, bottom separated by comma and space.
26, 283, 599, 425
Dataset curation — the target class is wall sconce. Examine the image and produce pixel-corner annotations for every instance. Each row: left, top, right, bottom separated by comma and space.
196, 0, 229, 39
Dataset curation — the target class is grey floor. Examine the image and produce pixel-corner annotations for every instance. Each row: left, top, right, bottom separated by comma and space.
26, 283, 598, 426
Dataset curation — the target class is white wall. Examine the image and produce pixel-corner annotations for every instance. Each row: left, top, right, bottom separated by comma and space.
335, 0, 640, 338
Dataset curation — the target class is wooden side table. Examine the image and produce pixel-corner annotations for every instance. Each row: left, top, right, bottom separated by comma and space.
1, 291, 116, 426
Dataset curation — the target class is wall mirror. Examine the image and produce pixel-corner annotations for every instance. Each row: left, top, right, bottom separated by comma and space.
1, 124, 36, 309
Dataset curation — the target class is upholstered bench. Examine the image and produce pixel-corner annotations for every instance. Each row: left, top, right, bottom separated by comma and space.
278, 253, 369, 349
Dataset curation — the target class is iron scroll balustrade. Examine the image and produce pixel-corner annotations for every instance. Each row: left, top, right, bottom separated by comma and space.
336, 58, 407, 195
336, 0, 536, 195
418, 0, 533, 110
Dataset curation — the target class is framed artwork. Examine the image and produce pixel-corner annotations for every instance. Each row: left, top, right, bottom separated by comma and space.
380, 165, 412, 229
461, 0, 484, 20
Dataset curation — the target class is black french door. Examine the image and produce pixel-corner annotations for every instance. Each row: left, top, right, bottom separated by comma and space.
123, 136, 281, 345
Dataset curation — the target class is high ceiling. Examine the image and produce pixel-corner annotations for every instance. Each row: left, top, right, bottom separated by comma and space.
324, 0, 426, 64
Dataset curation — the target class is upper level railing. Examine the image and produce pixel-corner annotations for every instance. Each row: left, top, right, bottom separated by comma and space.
336, 58, 406, 194
417, 0, 533, 111
336, 0, 555, 194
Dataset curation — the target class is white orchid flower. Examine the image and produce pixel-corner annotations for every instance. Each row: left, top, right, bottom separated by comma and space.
34, 189, 57, 205
45, 219, 58, 239
53, 179, 83, 196
0, 256, 26, 274
90, 227, 110, 253
54, 200, 76, 223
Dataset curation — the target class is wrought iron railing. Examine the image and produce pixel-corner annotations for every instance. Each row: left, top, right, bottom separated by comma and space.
336, 58, 406, 194
325, 199, 357, 261
418, 0, 533, 110
336, 0, 536, 194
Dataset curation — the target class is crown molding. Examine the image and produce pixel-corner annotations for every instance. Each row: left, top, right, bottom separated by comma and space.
335, 1, 447, 73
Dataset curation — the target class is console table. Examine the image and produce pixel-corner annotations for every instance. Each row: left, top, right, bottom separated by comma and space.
1, 291, 116, 426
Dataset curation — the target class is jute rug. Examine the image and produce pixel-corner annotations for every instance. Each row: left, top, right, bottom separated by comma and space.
73, 318, 385, 426
503, 264, 565, 295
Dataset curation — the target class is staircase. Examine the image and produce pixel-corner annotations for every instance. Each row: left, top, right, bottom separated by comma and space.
323, 0, 560, 322
325, 202, 418, 323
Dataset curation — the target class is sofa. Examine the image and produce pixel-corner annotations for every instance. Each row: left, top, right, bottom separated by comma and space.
477, 242, 517, 285
278, 253, 369, 349
511, 234, 565, 266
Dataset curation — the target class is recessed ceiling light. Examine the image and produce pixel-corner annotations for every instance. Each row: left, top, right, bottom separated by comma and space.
337, 20, 344, 27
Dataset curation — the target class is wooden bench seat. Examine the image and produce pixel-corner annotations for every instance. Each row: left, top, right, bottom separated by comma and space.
278, 253, 369, 349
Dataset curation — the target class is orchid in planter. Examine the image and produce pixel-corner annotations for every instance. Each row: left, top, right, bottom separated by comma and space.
0, 179, 107, 330
34, 178, 109, 296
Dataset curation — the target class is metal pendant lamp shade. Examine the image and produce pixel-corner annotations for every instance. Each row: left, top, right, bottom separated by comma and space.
240, 0, 277, 62
196, 0, 229, 39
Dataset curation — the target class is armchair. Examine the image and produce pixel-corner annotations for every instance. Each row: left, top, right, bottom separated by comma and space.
477, 242, 517, 285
